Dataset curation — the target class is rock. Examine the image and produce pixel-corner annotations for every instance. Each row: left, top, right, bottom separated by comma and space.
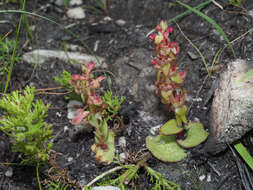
118, 136, 126, 148
54, 0, 65, 6
149, 124, 162, 135
22, 49, 106, 68
187, 51, 198, 60
205, 59, 253, 154
91, 186, 120, 190
115, 19, 126, 26
119, 152, 127, 163
5, 167, 13, 177
66, 7, 86, 19
69, 0, 82, 6
249, 9, 253, 17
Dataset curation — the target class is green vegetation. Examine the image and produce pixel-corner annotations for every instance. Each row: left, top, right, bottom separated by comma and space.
0, 86, 53, 165
146, 20, 209, 162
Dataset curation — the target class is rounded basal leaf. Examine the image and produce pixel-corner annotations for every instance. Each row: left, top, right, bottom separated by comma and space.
160, 119, 183, 136
91, 130, 115, 165
177, 122, 209, 148
146, 135, 187, 162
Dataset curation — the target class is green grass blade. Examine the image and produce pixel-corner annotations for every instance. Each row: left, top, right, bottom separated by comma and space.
168, 0, 212, 24
4, 0, 26, 93
234, 141, 253, 170
175, 0, 236, 59
238, 69, 253, 83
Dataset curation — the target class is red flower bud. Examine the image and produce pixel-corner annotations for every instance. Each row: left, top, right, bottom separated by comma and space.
87, 61, 95, 75
156, 25, 162, 33
151, 59, 160, 67
149, 33, 156, 41
179, 71, 186, 80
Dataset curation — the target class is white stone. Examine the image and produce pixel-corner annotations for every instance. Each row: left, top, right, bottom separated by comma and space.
207, 173, 211, 182
66, 7, 86, 19
69, 0, 82, 6
5, 167, 13, 177
67, 157, 73, 162
64, 126, 69, 133
91, 186, 120, 190
118, 136, 126, 148
119, 152, 127, 163
150, 124, 162, 135
115, 19, 126, 26
199, 174, 205, 181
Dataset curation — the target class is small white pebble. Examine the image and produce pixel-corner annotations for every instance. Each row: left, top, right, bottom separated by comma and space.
115, 19, 126, 26
5, 167, 13, 177
150, 124, 162, 135
67, 157, 73, 162
69, 0, 82, 6
118, 136, 126, 149
66, 7, 85, 19
199, 174, 205, 181
56, 112, 62, 117
193, 97, 202, 102
64, 126, 69, 133
207, 173, 211, 182
104, 16, 113, 22
119, 152, 127, 163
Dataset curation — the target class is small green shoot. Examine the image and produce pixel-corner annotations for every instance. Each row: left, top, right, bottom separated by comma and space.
102, 90, 125, 121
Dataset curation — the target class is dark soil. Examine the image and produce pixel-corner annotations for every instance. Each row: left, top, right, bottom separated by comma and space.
1, 0, 253, 189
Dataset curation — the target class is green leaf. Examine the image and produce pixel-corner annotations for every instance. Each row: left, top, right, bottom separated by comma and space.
177, 122, 209, 148
160, 119, 184, 136
175, 106, 187, 124
146, 135, 187, 162
171, 74, 183, 84
91, 130, 115, 165
161, 64, 170, 76
176, 0, 236, 59
234, 141, 253, 170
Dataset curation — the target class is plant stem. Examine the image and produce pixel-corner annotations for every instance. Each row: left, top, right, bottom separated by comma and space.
36, 164, 42, 190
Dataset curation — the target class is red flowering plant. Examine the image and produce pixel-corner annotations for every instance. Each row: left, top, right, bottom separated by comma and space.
69, 62, 124, 165
146, 20, 209, 162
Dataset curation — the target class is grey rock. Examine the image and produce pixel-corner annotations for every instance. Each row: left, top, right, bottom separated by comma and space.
205, 59, 253, 154
55, 0, 65, 6
22, 49, 106, 69
187, 51, 198, 60
91, 186, 120, 190
118, 136, 126, 149
115, 19, 126, 26
5, 167, 13, 177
